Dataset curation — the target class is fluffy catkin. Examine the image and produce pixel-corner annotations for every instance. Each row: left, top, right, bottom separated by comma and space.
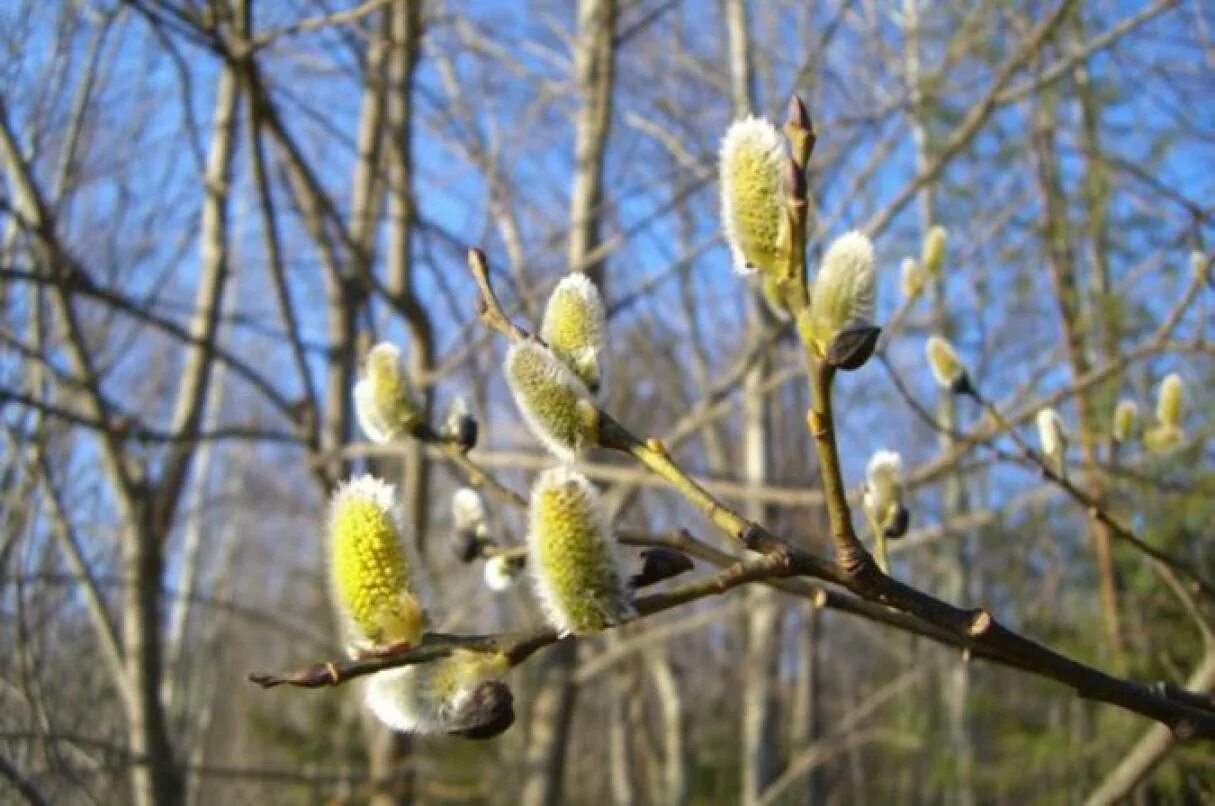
328, 476, 423, 653
541, 274, 607, 392
354, 342, 419, 443
921, 225, 947, 278
365, 650, 510, 734
527, 467, 634, 636
719, 116, 788, 276
504, 340, 598, 461
925, 335, 966, 391
863, 450, 904, 534
1112, 399, 1138, 443
805, 230, 876, 352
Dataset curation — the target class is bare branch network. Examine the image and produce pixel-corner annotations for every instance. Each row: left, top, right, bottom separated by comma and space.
251, 219, 1215, 740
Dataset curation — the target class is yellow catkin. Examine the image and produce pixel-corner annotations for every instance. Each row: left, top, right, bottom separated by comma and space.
328, 476, 423, 652
354, 342, 419, 443
925, 335, 966, 390
505, 340, 598, 461
921, 225, 947, 278
901, 257, 923, 299
719, 116, 788, 276
1156, 373, 1184, 428
541, 274, 606, 392
527, 467, 633, 636
1112, 399, 1137, 443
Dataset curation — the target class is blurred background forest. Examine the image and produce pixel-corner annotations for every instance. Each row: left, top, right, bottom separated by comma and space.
1, 0, 1213, 803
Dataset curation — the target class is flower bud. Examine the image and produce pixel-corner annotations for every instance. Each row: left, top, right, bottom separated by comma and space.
1156, 373, 1184, 428
862, 450, 908, 538
365, 650, 511, 736
804, 230, 877, 357
1144, 424, 1183, 455
541, 274, 606, 393
505, 340, 599, 461
1036, 408, 1067, 478
1112, 399, 1137, 443
921, 225, 947, 278
1145, 373, 1185, 454
328, 476, 424, 653
452, 487, 488, 539
442, 396, 479, 452
527, 467, 634, 636
354, 342, 420, 443
719, 116, 788, 276
483, 553, 523, 593
901, 257, 923, 299
1193, 251, 1209, 283
925, 335, 970, 395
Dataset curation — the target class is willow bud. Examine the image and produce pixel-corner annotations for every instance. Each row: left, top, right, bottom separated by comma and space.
354, 342, 420, 443
541, 274, 607, 393
328, 476, 424, 654
452, 487, 488, 539
1036, 408, 1067, 478
442, 397, 479, 452
505, 340, 599, 461
1156, 373, 1184, 428
862, 450, 908, 538
901, 257, 923, 299
1193, 251, 1209, 283
719, 116, 788, 276
805, 231, 878, 366
1112, 399, 1137, 443
1145, 373, 1185, 454
921, 225, 947, 278
527, 467, 634, 636
365, 650, 512, 737
925, 335, 971, 395
484, 553, 523, 593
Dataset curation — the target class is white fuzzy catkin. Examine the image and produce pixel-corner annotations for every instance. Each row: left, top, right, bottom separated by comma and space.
504, 340, 598, 461
354, 342, 418, 444
452, 487, 488, 538
863, 451, 903, 519
901, 257, 923, 299
719, 116, 788, 276
364, 651, 508, 734
925, 335, 966, 391
805, 230, 877, 351
1036, 408, 1067, 477
1156, 373, 1184, 428
541, 274, 607, 392
483, 554, 519, 593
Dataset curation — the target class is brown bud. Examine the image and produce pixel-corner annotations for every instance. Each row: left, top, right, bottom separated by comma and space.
785, 95, 811, 133
628, 548, 694, 589
826, 325, 881, 371
449, 680, 516, 740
